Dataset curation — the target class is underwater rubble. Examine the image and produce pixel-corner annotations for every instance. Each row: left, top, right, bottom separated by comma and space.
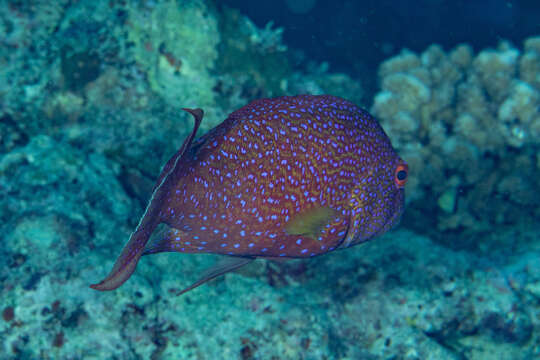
0, 0, 539, 359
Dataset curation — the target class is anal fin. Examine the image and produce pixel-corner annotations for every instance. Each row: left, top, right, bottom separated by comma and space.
177, 256, 254, 296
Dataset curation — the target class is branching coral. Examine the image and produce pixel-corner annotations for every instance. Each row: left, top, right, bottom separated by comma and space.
372, 37, 540, 241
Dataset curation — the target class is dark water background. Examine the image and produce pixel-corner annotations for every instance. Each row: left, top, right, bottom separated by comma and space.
222, 0, 540, 92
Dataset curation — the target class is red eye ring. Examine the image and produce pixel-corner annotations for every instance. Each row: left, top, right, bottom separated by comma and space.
394, 162, 408, 188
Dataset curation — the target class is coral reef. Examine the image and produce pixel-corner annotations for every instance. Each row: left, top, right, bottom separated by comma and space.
126, 0, 221, 128
1, 139, 538, 359
0, 0, 538, 359
214, 7, 364, 114
372, 38, 540, 247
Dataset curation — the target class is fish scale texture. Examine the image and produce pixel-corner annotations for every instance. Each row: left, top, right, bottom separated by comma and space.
151, 95, 404, 258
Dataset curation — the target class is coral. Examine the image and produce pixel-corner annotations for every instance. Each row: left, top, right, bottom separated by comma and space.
60, 49, 102, 92
126, 0, 221, 130
0, 0, 226, 188
3, 134, 538, 360
1, 0, 366, 185
1, 1, 538, 359
371, 38, 540, 241
215, 7, 365, 113
285, 63, 365, 107
213, 7, 292, 111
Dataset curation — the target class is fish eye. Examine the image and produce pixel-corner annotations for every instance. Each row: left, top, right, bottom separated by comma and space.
394, 163, 408, 188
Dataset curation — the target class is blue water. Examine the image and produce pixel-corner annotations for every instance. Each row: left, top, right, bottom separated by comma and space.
0, 1, 538, 359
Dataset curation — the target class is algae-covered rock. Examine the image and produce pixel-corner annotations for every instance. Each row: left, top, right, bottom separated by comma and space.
437, 188, 457, 214
61, 48, 102, 91
2, 133, 537, 360
126, 0, 221, 129
0, 134, 131, 252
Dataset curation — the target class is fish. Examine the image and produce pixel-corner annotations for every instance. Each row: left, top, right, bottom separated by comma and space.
90, 95, 408, 295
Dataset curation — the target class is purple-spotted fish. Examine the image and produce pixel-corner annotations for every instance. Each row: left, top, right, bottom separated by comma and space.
91, 95, 408, 295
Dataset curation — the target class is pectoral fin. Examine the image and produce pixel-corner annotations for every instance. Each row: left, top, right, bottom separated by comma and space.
285, 206, 339, 239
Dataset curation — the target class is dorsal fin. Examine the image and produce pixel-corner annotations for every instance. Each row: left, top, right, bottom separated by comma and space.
152, 108, 203, 193
90, 108, 204, 291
